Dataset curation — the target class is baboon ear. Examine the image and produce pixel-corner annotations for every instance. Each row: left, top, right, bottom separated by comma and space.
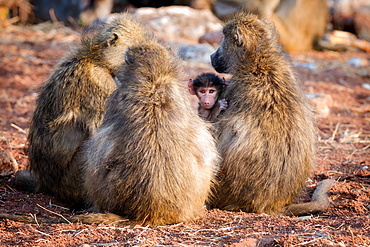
234, 26, 244, 46
107, 33, 119, 46
188, 79, 196, 95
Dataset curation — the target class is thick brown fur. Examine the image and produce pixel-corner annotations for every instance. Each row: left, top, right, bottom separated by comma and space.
24, 13, 148, 209
210, 13, 332, 215
81, 39, 219, 225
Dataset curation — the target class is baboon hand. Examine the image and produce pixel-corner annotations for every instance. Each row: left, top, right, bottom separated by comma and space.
219, 99, 228, 111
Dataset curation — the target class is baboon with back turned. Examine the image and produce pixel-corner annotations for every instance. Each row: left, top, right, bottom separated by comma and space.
210, 13, 333, 215
24, 13, 148, 209
81, 39, 219, 225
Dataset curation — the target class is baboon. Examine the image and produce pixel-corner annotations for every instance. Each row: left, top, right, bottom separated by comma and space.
24, 13, 148, 209
81, 39, 219, 225
192, 0, 329, 52
188, 73, 228, 121
270, 0, 329, 52
210, 13, 333, 215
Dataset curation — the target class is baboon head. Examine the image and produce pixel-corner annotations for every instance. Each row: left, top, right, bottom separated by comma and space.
117, 40, 178, 93
188, 73, 225, 110
211, 13, 279, 74
81, 14, 147, 75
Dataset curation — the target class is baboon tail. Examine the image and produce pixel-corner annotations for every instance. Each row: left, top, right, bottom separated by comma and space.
13, 170, 38, 192
0, 213, 131, 226
282, 179, 335, 216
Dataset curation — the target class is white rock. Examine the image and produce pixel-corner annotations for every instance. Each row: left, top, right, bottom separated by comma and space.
347, 57, 369, 67
0, 148, 18, 177
133, 6, 222, 45
178, 43, 215, 64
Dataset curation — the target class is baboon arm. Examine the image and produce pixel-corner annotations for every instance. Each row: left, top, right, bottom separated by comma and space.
206, 106, 219, 122
282, 179, 335, 216
0, 213, 131, 226
207, 99, 228, 122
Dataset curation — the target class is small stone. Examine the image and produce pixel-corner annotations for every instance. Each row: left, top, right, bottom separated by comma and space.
347, 57, 369, 67
0, 148, 18, 177
229, 236, 278, 247
362, 83, 370, 90
199, 31, 223, 47
178, 43, 215, 64
228, 237, 257, 247
306, 93, 333, 118
294, 62, 317, 70
133, 6, 222, 45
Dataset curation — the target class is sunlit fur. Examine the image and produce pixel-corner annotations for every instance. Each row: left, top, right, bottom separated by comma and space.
82, 39, 219, 225
211, 13, 317, 214
26, 13, 148, 208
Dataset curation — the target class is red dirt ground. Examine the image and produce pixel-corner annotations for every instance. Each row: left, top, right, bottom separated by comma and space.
0, 22, 369, 246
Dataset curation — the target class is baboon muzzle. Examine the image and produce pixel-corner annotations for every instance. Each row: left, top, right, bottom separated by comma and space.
210, 50, 228, 74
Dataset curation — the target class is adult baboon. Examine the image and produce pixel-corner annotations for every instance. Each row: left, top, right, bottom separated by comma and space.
210, 13, 332, 215
192, 0, 329, 52
81, 39, 219, 225
24, 13, 148, 209
270, 0, 329, 52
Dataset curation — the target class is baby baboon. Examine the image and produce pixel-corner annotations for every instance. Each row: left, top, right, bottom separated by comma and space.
25, 13, 148, 209
188, 73, 228, 122
210, 13, 332, 215
81, 39, 219, 225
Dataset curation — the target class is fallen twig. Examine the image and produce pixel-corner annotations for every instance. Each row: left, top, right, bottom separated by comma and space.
10, 123, 27, 134
36, 204, 71, 224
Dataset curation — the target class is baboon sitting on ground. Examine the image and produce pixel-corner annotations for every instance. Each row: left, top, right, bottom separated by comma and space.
22, 13, 148, 209
81, 39, 219, 225
210, 13, 333, 215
